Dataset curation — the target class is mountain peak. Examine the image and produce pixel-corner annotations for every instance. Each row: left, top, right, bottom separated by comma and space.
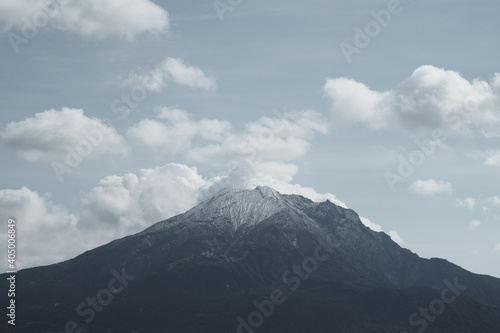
185, 186, 288, 230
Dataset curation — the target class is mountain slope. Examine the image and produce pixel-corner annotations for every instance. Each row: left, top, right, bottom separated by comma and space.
4, 186, 500, 332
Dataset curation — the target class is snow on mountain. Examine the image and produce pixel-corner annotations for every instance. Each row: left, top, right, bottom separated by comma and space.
145, 186, 323, 233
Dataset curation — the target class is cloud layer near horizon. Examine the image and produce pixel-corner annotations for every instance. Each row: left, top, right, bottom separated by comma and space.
0, 163, 347, 271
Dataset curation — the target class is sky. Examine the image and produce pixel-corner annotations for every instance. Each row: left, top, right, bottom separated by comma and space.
0, 0, 499, 278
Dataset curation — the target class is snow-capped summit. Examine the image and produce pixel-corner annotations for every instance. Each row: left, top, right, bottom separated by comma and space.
184, 186, 295, 229
9, 185, 500, 332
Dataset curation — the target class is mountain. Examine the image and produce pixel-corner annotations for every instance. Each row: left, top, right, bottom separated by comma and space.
3, 186, 500, 332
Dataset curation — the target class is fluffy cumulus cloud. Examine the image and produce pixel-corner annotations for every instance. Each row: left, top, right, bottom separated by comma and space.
409, 179, 453, 196
125, 57, 217, 92
0, 161, 349, 270
1, 107, 128, 163
186, 109, 328, 164
79, 163, 211, 232
0, 0, 169, 40
79, 162, 347, 231
127, 107, 231, 154
127, 107, 332, 204
181, 109, 335, 205
324, 65, 500, 135
0, 187, 79, 271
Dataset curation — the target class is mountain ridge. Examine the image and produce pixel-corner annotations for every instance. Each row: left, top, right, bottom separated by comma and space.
4, 186, 500, 332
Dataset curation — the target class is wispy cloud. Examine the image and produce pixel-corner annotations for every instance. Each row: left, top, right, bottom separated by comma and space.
409, 179, 453, 196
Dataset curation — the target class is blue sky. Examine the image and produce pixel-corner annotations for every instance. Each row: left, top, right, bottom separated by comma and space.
1, 0, 499, 278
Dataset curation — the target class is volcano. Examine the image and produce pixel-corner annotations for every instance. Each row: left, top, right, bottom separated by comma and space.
4, 186, 500, 332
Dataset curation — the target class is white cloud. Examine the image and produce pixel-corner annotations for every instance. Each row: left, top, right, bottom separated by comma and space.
79, 161, 347, 233
241, 164, 347, 208
0, 187, 79, 271
469, 220, 481, 229
0, 160, 349, 270
484, 150, 500, 166
159, 58, 217, 90
359, 217, 382, 232
186, 109, 328, 164
409, 179, 453, 196
324, 65, 500, 135
127, 107, 231, 154
1, 107, 128, 163
359, 217, 406, 247
0, 0, 169, 40
388, 231, 406, 246
79, 163, 211, 232
125, 57, 217, 92
324, 77, 389, 130
455, 197, 476, 210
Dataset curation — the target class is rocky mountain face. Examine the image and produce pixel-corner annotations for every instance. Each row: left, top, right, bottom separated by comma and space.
4, 186, 500, 332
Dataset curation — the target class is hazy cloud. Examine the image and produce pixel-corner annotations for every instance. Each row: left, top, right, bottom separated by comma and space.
409, 179, 453, 196
469, 220, 481, 229
455, 197, 476, 211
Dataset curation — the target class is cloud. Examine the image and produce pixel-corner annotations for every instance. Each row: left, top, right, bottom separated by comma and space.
126, 107, 231, 154
360, 217, 406, 247
409, 179, 453, 196
0, 187, 79, 271
185, 109, 328, 165
1, 107, 128, 163
80, 161, 347, 232
469, 220, 481, 229
0, 160, 349, 271
0, 0, 169, 40
240, 164, 347, 208
125, 57, 217, 92
388, 231, 406, 246
359, 217, 382, 232
455, 197, 476, 211
79, 163, 212, 232
324, 65, 500, 135
484, 150, 500, 166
